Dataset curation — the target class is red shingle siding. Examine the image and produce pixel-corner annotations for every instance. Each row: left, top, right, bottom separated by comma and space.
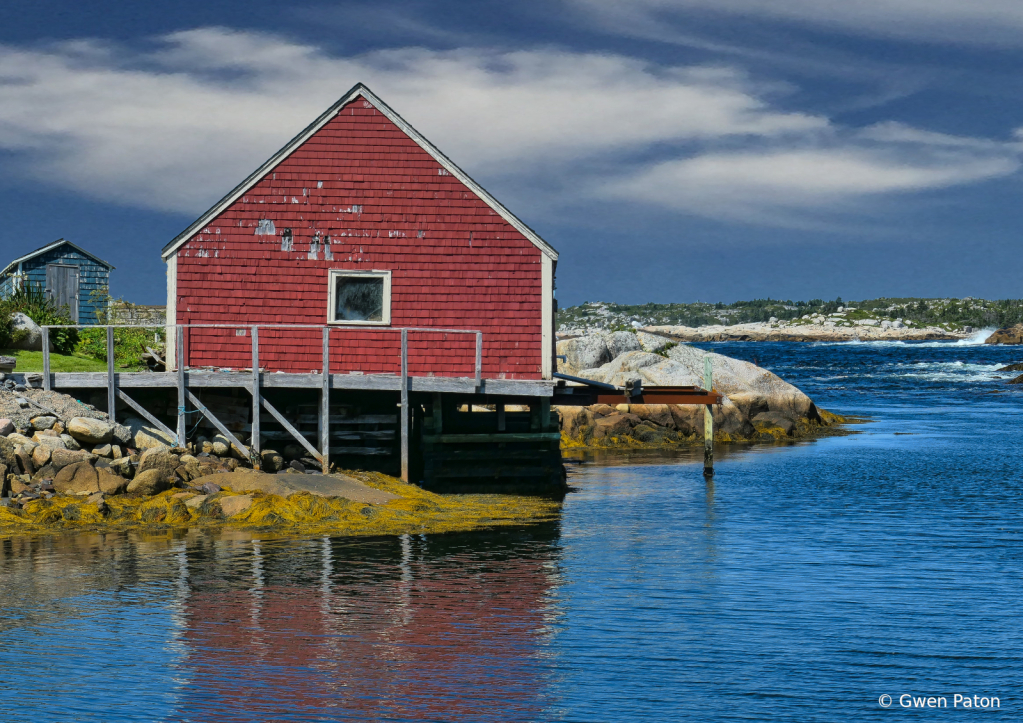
174, 100, 545, 379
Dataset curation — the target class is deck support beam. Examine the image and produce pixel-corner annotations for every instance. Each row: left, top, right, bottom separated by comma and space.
107, 326, 116, 424
400, 329, 409, 483
187, 390, 249, 458
703, 356, 714, 477
176, 327, 186, 444
321, 328, 330, 474
251, 327, 260, 468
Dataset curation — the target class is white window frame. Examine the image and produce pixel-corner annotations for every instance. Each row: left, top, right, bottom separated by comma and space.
327, 269, 392, 326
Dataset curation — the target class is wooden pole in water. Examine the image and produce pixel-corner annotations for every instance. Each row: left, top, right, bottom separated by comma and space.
176, 326, 186, 446
107, 326, 116, 424
703, 355, 714, 477
321, 327, 330, 474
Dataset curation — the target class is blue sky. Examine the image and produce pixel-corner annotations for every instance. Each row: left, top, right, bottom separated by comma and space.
2, 1, 1023, 306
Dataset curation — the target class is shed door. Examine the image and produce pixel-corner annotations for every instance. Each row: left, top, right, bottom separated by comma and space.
46, 264, 80, 322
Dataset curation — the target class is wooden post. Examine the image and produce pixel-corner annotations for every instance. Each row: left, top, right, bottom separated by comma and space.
176, 326, 186, 446
496, 401, 506, 432
400, 328, 409, 482
42, 327, 51, 391
251, 326, 260, 468
474, 332, 482, 391
106, 326, 116, 424
432, 393, 443, 435
321, 327, 330, 474
703, 355, 714, 477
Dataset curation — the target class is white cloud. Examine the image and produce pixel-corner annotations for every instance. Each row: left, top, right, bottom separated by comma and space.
570, 0, 1023, 46
607, 146, 1019, 222
0, 27, 1017, 226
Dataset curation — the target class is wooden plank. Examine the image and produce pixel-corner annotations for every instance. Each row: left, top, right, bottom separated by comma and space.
116, 389, 177, 444
46, 372, 555, 396
186, 390, 249, 458
251, 327, 260, 464
42, 328, 51, 391
106, 326, 116, 424
423, 432, 562, 444
321, 327, 330, 474
400, 328, 409, 482
176, 327, 185, 443
260, 397, 322, 462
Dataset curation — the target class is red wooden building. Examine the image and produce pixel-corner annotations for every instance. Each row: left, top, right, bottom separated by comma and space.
162, 83, 558, 381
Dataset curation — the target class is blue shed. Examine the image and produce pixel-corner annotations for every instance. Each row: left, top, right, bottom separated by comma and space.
0, 239, 115, 324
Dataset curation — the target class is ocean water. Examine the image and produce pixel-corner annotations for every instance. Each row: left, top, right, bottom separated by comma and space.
2, 337, 1022, 721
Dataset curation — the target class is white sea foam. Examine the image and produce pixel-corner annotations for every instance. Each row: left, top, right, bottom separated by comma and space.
815, 328, 998, 349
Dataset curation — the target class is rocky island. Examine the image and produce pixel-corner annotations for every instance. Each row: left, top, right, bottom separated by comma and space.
555, 331, 844, 449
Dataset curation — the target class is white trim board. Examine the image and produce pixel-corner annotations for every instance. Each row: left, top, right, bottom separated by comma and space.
162, 83, 558, 262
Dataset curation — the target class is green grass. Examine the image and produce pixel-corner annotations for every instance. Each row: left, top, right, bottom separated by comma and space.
0, 349, 147, 373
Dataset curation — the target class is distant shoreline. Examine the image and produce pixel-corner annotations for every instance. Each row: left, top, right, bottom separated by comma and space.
642, 322, 976, 343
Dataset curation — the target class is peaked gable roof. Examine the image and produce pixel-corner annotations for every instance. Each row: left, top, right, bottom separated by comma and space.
163, 83, 557, 261
1, 238, 115, 277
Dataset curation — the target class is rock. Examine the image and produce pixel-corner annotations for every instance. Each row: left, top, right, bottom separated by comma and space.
219, 495, 253, 517
0, 435, 16, 470
210, 436, 230, 456
260, 449, 284, 473
997, 363, 1023, 372
31, 444, 52, 468
67, 417, 115, 444
985, 324, 1023, 345
1007, 374, 1023, 385
136, 446, 181, 481
196, 481, 222, 495
49, 448, 97, 472
86, 492, 110, 516
636, 331, 672, 353
122, 417, 176, 450
110, 444, 123, 459
111, 424, 133, 447
15, 449, 35, 476
185, 494, 208, 509
97, 467, 128, 495
592, 413, 640, 440
126, 469, 173, 496
6, 432, 33, 447
31, 464, 57, 482
555, 407, 591, 439
556, 335, 610, 374
288, 460, 306, 473
61, 434, 81, 451
892, 320, 905, 329
752, 411, 796, 435
10, 313, 52, 352
196, 470, 400, 504
602, 331, 642, 360
92, 444, 112, 457
627, 404, 675, 429
31, 416, 58, 431
53, 461, 101, 495
33, 434, 66, 450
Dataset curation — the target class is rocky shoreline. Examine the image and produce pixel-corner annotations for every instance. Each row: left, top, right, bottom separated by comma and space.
0, 385, 558, 535
555, 332, 846, 450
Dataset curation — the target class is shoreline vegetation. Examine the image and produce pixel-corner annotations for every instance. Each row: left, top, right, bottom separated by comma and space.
558, 296, 1023, 334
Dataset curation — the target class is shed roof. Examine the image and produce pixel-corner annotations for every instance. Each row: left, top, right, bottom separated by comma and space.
162, 83, 557, 261
0, 238, 115, 277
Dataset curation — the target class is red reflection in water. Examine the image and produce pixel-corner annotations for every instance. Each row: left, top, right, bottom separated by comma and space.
173, 536, 557, 722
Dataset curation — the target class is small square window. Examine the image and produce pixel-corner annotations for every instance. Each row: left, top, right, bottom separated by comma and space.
328, 270, 391, 325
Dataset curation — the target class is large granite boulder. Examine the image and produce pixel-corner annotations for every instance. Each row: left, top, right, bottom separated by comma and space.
602, 331, 642, 360
67, 417, 115, 445
53, 461, 101, 495
556, 335, 610, 374
122, 417, 176, 450
985, 324, 1023, 345
9, 313, 53, 352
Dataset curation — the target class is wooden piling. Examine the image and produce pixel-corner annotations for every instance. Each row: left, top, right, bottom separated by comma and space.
321, 327, 330, 474
703, 355, 714, 476
42, 327, 51, 391
400, 329, 409, 482
176, 326, 186, 446
251, 326, 260, 468
107, 326, 116, 424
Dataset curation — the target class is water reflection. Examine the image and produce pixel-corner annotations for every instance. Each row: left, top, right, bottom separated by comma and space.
0, 525, 564, 723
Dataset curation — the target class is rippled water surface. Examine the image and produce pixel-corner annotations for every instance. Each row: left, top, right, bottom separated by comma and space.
3, 339, 1023, 721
